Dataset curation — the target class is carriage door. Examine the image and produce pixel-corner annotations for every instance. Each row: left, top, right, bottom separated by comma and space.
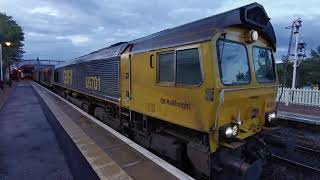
120, 45, 133, 108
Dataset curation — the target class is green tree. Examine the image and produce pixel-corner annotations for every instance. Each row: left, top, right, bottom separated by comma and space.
276, 56, 293, 87
277, 46, 320, 88
0, 13, 25, 67
298, 55, 320, 86
310, 46, 320, 59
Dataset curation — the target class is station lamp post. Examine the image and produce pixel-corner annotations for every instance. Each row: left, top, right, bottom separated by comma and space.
0, 41, 12, 89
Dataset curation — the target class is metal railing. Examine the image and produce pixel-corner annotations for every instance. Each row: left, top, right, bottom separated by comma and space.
277, 87, 320, 107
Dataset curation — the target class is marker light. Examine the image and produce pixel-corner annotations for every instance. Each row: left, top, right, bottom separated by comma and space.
267, 112, 276, 122
251, 30, 258, 41
232, 125, 239, 136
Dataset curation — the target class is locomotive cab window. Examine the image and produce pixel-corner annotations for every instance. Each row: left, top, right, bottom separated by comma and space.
217, 40, 250, 85
157, 47, 202, 86
252, 47, 276, 83
158, 52, 174, 83
176, 48, 202, 85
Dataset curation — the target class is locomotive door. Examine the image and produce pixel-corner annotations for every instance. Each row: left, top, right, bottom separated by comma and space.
120, 45, 133, 108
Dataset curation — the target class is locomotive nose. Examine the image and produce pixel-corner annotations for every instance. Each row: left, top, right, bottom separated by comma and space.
216, 87, 277, 140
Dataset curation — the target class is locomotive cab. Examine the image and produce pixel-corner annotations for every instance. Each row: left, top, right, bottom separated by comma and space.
205, 6, 278, 179
212, 27, 278, 144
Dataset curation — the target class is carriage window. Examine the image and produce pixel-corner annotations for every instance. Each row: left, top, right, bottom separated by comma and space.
176, 48, 202, 85
158, 52, 174, 82
218, 40, 250, 85
253, 47, 276, 83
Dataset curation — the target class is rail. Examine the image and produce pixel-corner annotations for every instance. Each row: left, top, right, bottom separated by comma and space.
272, 154, 320, 174
276, 87, 320, 107
262, 123, 320, 177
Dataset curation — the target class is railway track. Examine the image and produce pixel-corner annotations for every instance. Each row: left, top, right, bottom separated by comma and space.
261, 119, 320, 179
272, 154, 320, 174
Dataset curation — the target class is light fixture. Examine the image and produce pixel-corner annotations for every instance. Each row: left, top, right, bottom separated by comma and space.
221, 124, 239, 139
267, 112, 276, 122
225, 127, 233, 138
4, 41, 12, 47
250, 30, 258, 41
232, 125, 239, 136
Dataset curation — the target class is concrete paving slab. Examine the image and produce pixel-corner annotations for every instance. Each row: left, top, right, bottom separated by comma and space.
123, 160, 178, 180
102, 143, 148, 168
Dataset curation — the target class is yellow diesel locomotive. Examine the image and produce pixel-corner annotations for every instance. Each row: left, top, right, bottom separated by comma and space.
42, 3, 278, 179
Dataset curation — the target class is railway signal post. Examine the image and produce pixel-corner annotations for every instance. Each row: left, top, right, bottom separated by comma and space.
287, 18, 306, 89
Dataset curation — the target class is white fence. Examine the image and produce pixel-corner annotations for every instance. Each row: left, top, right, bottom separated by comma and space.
277, 87, 320, 107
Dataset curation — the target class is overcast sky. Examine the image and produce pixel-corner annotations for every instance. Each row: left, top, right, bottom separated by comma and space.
1, 0, 320, 61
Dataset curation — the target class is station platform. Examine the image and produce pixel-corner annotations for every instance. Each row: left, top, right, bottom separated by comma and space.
30, 81, 193, 180
0, 81, 73, 180
277, 103, 320, 125
277, 111, 320, 125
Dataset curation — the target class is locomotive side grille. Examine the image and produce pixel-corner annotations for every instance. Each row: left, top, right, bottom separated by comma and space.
77, 57, 119, 99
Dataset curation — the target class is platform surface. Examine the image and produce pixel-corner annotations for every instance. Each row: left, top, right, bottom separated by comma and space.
277, 111, 320, 125
0, 82, 73, 180
277, 103, 320, 125
31, 81, 192, 180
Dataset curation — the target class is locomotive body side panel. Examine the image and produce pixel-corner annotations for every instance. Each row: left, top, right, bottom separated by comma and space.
128, 42, 216, 132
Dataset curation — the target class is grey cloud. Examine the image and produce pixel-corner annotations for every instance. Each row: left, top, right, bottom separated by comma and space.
273, 17, 320, 60
1, 0, 319, 61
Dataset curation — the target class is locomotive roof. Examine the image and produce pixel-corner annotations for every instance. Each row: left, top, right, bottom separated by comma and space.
130, 2, 276, 53
56, 3, 276, 69
55, 42, 128, 68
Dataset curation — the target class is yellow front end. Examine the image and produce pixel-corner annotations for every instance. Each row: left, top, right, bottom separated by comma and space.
208, 27, 279, 152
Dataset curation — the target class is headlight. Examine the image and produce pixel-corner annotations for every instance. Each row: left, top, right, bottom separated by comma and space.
225, 127, 233, 138
267, 112, 276, 122
221, 124, 239, 139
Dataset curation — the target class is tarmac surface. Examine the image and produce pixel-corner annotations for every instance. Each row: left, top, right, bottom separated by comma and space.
0, 82, 73, 180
